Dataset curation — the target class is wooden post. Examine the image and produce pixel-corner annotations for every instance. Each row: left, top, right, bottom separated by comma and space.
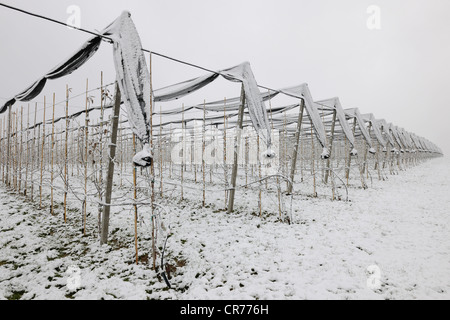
300, 124, 304, 182
363, 123, 372, 175
324, 108, 337, 184
84, 80, 89, 234
6, 114, 9, 185
1, 118, 3, 182
287, 99, 305, 194
119, 117, 123, 187
1, 119, 3, 180
0, 120, 2, 182
0, 120, 3, 182
19, 106, 23, 194
10, 111, 13, 187
169, 123, 173, 180
40, 97, 46, 209
149, 53, 156, 270
277, 114, 285, 214
133, 133, 139, 264
223, 98, 228, 208
24, 105, 30, 196
283, 112, 288, 189
159, 106, 163, 198
202, 100, 206, 207
15, 111, 18, 190
227, 84, 245, 214
2, 116, 5, 183
2, 117, 5, 182
64, 86, 69, 223
376, 142, 382, 180
11, 111, 14, 189
4, 116, 7, 184
100, 83, 121, 245
14, 110, 19, 192
257, 134, 262, 217
12, 111, 16, 190
310, 119, 317, 197
244, 135, 248, 187
12, 111, 16, 189
31, 103, 37, 201
98, 73, 104, 231
181, 104, 184, 200
51, 93, 55, 215
209, 124, 213, 184
71, 126, 75, 177
11, 111, 14, 188
345, 117, 357, 184
6, 106, 11, 187
384, 141, 390, 173
2, 117, 4, 181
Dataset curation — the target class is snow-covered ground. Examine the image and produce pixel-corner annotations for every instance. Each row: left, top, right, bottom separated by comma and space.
0, 157, 449, 300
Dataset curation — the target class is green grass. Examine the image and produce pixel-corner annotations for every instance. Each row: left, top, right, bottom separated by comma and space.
6, 290, 26, 300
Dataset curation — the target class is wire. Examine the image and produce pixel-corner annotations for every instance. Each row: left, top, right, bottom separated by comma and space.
0, 2, 113, 42
0, 2, 278, 94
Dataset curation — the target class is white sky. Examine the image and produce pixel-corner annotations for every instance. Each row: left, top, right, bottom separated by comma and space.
1, 0, 449, 154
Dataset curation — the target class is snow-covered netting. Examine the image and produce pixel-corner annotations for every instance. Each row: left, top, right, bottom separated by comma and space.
154, 62, 275, 151
315, 97, 356, 152
361, 113, 387, 148
344, 108, 376, 154
220, 62, 273, 151
0, 36, 103, 114
279, 84, 330, 159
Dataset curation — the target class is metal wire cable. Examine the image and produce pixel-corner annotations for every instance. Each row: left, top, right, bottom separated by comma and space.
0, 2, 280, 95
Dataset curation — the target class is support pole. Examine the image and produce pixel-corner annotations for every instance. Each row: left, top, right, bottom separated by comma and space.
324, 108, 337, 184
64, 86, 69, 223
227, 84, 245, 214
363, 123, 372, 175
40, 97, 46, 209
83, 80, 89, 234
100, 83, 121, 245
149, 53, 156, 270
257, 134, 262, 217
133, 133, 139, 264
13, 112, 17, 189
345, 117, 357, 184
223, 98, 228, 208
159, 106, 163, 197
376, 142, 382, 180
181, 104, 185, 200
310, 119, 317, 197
6, 105, 11, 186
202, 100, 206, 207
98, 73, 104, 231
31, 103, 37, 201
19, 107, 23, 194
0, 121, 3, 182
287, 99, 304, 194
25, 105, 30, 196
51, 94, 55, 215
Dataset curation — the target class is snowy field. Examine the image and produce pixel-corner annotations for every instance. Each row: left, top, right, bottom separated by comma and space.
0, 157, 449, 300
